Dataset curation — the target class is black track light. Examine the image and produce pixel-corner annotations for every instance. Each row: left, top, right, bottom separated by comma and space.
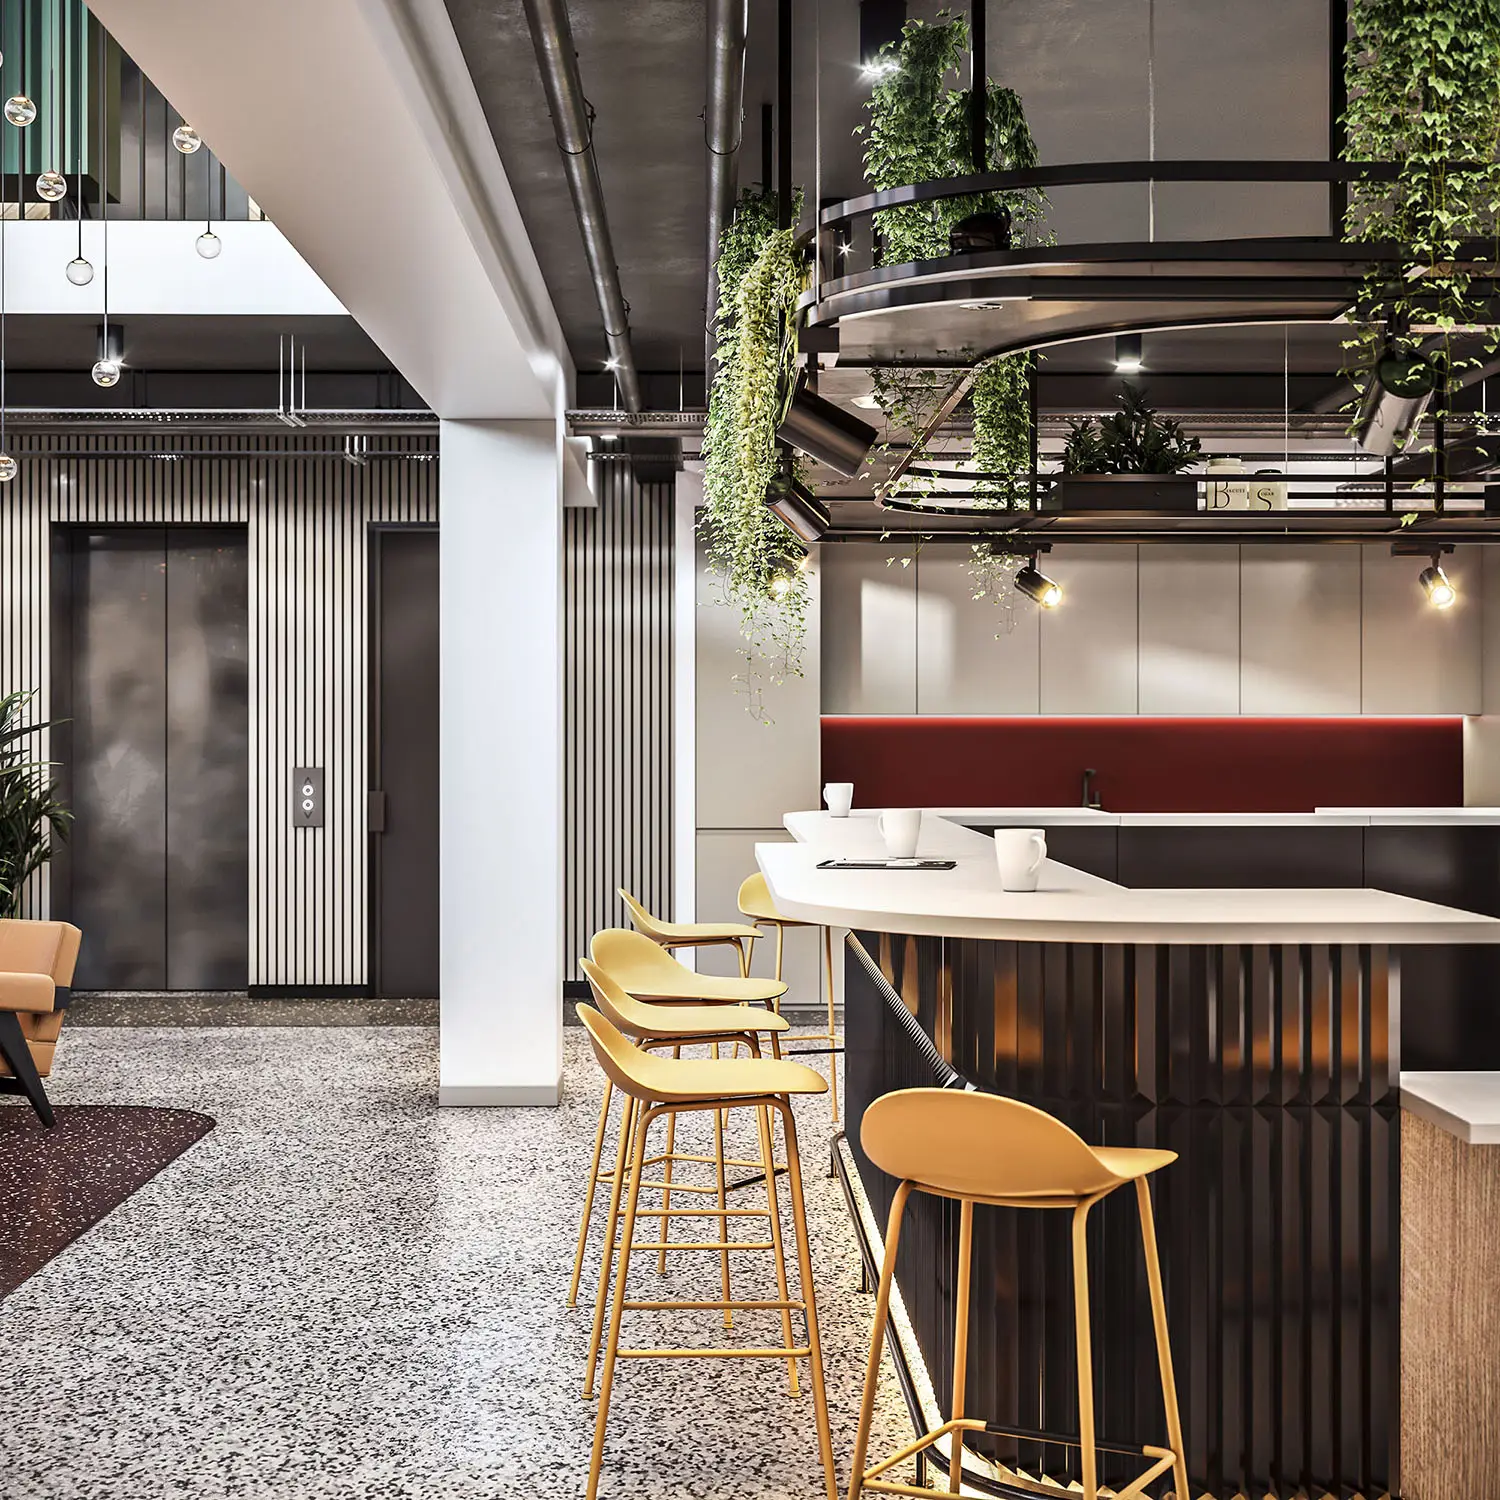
1014, 557, 1062, 608
859, 0, 906, 78
776, 379, 877, 478
1419, 561, 1457, 609
765, 474, 829, 544
1355, 341, 1438, 455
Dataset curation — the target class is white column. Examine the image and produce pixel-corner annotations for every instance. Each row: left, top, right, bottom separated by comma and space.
439, 418, 563, 1104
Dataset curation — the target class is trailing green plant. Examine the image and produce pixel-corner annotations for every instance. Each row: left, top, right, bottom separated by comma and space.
0, 690, 70, 919
859, 11, 1046, 266
969, 352, 1034, 508
1061, 384, 1202, 474
700, 186, 811, 719
1342, 0, 1500, 425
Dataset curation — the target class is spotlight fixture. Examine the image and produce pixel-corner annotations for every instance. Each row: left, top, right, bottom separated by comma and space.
859, 0, 906, 77
1394, 541, 1458, 610
1354, 340, 1437, 455
1114, 333, 1144, 374
765, 474, 830, 544
1420, 563, 1457, 609
1014, 550, 1062, 608
776, 378, 877, 477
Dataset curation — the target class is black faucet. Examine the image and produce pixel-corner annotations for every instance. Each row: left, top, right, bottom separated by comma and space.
1081, 767, 1102, 810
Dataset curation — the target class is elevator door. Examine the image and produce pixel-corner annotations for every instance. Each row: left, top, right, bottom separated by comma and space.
59, 528, 250, 990
371, 530, 439, 997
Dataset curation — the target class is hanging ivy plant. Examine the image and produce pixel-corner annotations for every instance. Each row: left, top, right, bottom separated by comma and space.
969, 352, 1034, 508
858, 11, 1046, 266
700, 187, 810, 719
1342, 0, 1500, 422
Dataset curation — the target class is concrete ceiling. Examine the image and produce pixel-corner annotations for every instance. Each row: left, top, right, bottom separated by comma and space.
446, 0, 1336, 386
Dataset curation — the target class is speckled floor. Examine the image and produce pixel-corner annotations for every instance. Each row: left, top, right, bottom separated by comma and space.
0, 1025, 913, 1499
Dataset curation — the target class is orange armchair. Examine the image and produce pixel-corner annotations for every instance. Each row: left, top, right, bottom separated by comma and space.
0, 919, 82, 1127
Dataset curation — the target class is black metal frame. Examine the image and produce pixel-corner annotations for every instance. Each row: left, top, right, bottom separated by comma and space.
0, 1009, 55, 1126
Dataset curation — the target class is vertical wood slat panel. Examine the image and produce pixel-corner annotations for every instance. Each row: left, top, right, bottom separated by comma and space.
0, 433, 436, 986
563, 467, 674, 973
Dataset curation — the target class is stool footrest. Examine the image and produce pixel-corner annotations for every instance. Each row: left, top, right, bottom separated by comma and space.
621, 1239, 776, 1253
615, 1344, 811, 1360
622, 1298, 807, 1312
979, 1420, 1170, 1460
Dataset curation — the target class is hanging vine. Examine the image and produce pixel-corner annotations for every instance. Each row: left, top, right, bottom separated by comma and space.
858, 11, 1047, 266
970, 352, 1034, 508
1342, 0, 1500, 424
700, 187, 810, 719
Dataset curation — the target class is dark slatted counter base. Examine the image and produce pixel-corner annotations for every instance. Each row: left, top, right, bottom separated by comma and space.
842, 929, 1398, 1500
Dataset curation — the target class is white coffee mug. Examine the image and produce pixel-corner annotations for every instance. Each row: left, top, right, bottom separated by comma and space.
994, 828, 1046, 892
824, 782, 854, 818
878, 808, 922, 860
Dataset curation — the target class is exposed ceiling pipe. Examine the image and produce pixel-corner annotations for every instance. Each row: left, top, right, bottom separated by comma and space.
521, 0, 642, 412
704, 0, 748, 377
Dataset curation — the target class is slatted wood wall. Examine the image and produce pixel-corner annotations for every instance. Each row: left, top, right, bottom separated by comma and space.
0, 433, 437, 988
563, 463, 674, 971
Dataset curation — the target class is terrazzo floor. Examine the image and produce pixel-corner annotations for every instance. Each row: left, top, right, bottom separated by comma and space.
0, 1024, 913, 1499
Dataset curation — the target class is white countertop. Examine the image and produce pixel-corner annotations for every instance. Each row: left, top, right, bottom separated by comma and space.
760, 809, 1500, 945
1401, 1073, 1500, 1144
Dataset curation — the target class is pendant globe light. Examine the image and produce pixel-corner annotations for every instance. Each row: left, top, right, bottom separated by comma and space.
65, 9, 90, 285
171, 122, 201, 154
5, 0, 35, 131
89, 26, 118, 388
35, 0, 65, 204
0, 208, 18, 483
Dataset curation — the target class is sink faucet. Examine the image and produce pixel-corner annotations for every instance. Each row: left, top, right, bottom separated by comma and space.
1081, 768, 1102, 810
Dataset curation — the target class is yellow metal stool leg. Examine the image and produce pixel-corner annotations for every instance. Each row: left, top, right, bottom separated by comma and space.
848, 1182, 912, 1500
778, 1097, 839, 1500
568, 1077, 615, 1308
1072, 1199, 1099, 1500
587, 1097, 651, 1500
757, 1100, 801, 1396
948, 1198, 974, 1491
655, 1045, 681, 1274
712, 1042, 733, 1329
823, 923, 839, 1123
585, 1093, 637, 1398
1137, 1178, 1190, 1500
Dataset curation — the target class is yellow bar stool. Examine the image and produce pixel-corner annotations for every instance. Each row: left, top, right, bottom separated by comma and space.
571, 961, 798, 1391
847, 1089, 1189, 1500
618, 887, 761, 977
738, 870, 840, 1121
586, 928, 790, 1281
577, 1002, 838, 1500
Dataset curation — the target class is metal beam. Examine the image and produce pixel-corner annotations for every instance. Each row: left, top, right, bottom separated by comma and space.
521, 0, 643, 411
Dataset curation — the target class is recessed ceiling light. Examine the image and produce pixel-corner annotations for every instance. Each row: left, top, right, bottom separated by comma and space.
961, 300, 1006, 311
1114, 333, 1144, 373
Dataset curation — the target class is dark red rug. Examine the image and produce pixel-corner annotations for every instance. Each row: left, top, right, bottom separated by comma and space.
0, 1103, 215, 1297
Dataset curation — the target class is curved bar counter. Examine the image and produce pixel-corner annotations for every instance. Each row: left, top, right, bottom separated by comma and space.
761, 810, 1500, 1500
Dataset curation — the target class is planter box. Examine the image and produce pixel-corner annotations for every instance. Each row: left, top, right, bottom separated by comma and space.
1049, 474, 1200, 513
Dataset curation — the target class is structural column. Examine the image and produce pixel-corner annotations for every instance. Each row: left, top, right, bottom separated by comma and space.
439, 419, 564, 1104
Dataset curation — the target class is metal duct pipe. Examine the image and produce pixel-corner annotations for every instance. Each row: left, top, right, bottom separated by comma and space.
522, 0, 642, 412
704, 0, 749, 375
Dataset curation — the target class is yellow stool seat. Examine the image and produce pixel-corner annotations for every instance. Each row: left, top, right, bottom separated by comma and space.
849, 1088, 1188, 1500
583, 1002, 825, 1104
618, 888, 760, 947
591, 928, 787, 1006
579, 958, 789, 1042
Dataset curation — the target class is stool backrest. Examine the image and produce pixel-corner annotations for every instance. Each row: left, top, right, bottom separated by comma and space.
591, 927, 689, 991
736, 872, 775, 914
862, 1087, 1128, 1201
617, 889, 669, 944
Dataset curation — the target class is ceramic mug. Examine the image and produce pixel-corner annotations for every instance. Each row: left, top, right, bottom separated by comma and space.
878, 808, 922, 860
994, 827, 1047, 891
824, 782, 855, 818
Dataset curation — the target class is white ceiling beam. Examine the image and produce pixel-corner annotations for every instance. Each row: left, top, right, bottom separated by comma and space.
86, 0, 572, 420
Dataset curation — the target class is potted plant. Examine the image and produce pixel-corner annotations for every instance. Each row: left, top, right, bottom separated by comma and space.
0, 690, 70, 918
1053, 383, 1203, 511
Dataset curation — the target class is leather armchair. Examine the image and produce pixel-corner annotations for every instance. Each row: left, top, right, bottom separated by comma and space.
0, 919, 83, 1127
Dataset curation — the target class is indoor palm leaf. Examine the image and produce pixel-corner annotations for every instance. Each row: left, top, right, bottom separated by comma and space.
0, 690, 71, 919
